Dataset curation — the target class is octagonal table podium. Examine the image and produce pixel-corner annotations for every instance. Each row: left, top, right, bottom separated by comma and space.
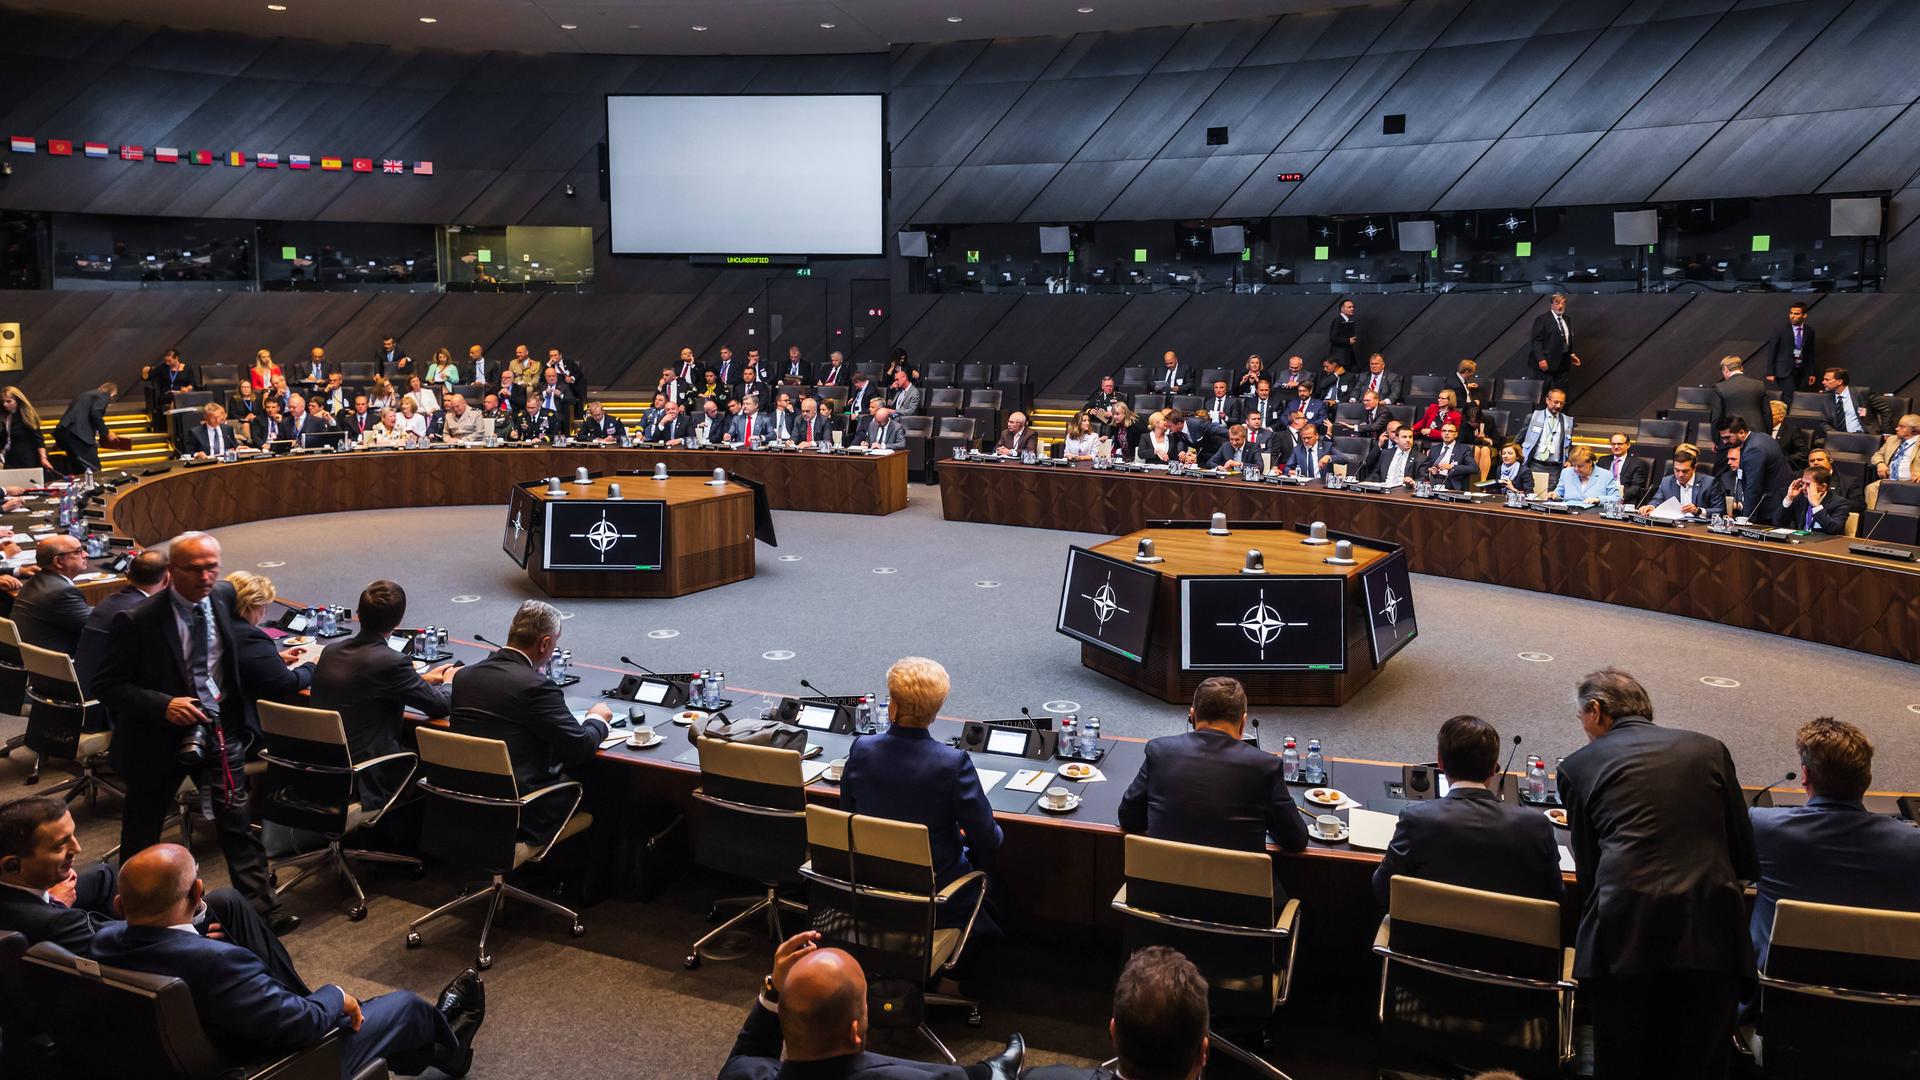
507, 473, 755, 598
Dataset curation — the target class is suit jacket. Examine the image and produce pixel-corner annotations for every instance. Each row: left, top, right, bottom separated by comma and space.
91, 923, 346, 1066
1748, 797, 1920, 972
841, 725, 1002, 887
1371, 787, 1564, 909
1556, 717, 1758, 980
184, 423, 240, 457
729, 411, 778, 444
1820, 385, 1887, 437
448, 648, 608, 840
374, 345, 409, 372
1766, 322, 1816, 384
225, 612, 312, 736
814, 363, 850, 389
707, 359, 740, 387
1274, 367, 1312, 391
1287, 440, 1343, 479
290, 359, 337, 386
846, 383, 879, 416
735, 381, 774, 413
1151, 366, 1188, 394
1781, 488, 1850, 534
1117, 728, 1309, 856
1872, 432, 1920, 479
95, 588, 249, 783
1711, 373, 1771, 434
1424, 440, 1475, 489
575, 413, 626, 443
1316, 372, 1358, 403
1207, 440, 1260, 469
888, 383, 924, 417
1600, 454, 1651, 504
340, 410, 376, 438
75, 584, 151, 692
1354, 370, 1404, 403
1175, 418, 1227, 460
1368, 444, 1420, 485
1529, 310, 1571, 374
857, 418, 906, 450
1337, 405, 1392, 441
1518, 409, 1575, 466
1328, 315, 1360, 364
1647, 472, 1726, 517
11, 571, 90, 657
511, 409, 553, 443
54, 390, 111, 447
795, 414, 834, 444
0, 878, 112, 955
994, 428, 1037, 454
718, 1000, 971, 1080
1200, 395, 1243, 424
310, 632, 450, 772
532, 383, 573, 421
1449, 371, 1481, 408
1244, 395, 1286, 429
1737, 431, 1791, 525
776, 357, 814, 384
248, 413, 293, 448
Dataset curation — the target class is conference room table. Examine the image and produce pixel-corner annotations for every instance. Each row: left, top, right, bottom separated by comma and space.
101, 443, 909, 545
938, 457, 1920, 664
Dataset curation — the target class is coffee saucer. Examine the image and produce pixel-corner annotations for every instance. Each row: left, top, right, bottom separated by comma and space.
1038, 794, 1081, 813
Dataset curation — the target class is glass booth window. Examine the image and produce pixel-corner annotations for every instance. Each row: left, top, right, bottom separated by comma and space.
50, 214, 254, 287
258, 221, 438, 290
444, 226, 594, 291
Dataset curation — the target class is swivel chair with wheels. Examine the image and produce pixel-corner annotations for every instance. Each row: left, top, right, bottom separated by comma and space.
685, 737, 809, 969
17, 642, 120, 810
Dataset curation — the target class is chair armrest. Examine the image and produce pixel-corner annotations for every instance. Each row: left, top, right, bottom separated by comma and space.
932, 870, 989, 975
248, 1027, 346, 1080
1371, 943, 1577, 993
1276, 897, 1300, 935
351, 753, 418, 827
933, 870, 986, 904
518, 781, 583, 808
1756, 974, 1920, 1007
521, 782, 585, 864
1373, 915, 1391, 953
350, 752, 416, 776
259, 751, 353, 777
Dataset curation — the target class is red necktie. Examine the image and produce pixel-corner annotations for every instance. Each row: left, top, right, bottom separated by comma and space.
1370, 375, 1379, 391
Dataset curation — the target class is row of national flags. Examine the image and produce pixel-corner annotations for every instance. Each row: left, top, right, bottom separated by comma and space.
6, 136, 430, 175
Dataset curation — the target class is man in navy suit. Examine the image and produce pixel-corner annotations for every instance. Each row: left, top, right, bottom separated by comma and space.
91, 844, 482, 1078
1749, 717, 1920, 974
1371, 716, 1563, 909
1288, 382, 1328, 432
1206, 424, 1259, 469
1766, 302, 1815, 403
1637, 448, 1725, 518
841, 657, 1000, 895
11, 535, 92, 657
1118, 677, 1308, 861
1423, 423, 1476, 490
75, 549, 169, 696
1718, 415, 1790, 525
1286, 423, 1344, 480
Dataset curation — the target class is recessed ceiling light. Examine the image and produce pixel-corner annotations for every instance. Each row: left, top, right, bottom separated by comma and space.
418, 16, 436, 23
819, 22, 835, 28
559, 23, 576, 29
1077, 5, 1093, 11
691, 24, 707, 31
266, 3, 287, 9
947, 15, 963, 22
627, 23, 639, 29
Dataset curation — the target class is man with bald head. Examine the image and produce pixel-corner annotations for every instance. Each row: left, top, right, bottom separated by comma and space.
11, 532, 92, 657
94, 532, 286, 927
720, 930, 1020, 1080
90, 845, 482, 1078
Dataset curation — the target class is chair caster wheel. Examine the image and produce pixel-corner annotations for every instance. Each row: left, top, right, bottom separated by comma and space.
22, 776, 37, 786
477, 954, 492, 971
405, 931, 422, 948
268, 872, 278, 887
967, 1007, 982, 1027
570, 922, 586, 938
684, 954, 701, 970
347, 905, 367, 922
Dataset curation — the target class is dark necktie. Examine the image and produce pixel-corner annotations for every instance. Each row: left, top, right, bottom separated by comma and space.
189, 599, 217, 714
209, 426, 222, 455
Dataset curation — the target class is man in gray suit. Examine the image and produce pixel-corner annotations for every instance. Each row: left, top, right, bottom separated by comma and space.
887, 370, 923, 418
11, 536, 93, 658
308, 580, 455, 808
857, 405, 906, 450
1710, 355, 1770, 437
53, 381, 117, 474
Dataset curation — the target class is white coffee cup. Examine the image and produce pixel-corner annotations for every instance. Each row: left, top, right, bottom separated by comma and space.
825, 757, 847, 779
627, 726, 657, 747
1314, 813, 1344, 839
1044, 785, 1073, 808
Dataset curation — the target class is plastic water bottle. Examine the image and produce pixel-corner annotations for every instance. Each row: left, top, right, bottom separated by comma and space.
1526, 756, 1550, 802
1303, 739, 1326, 785
688, 672, 705, 708
1281, 737, 1300, 782
1058, 716, 1077, 758
854, 695, 872, 734
874, 688, 890, 734
1082, 716, 1102, 760
305, 606, 318, 634
705, 672, 723, 710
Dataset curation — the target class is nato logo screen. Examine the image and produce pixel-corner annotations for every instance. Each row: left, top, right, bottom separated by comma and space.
1180, 575, 1345, 672
1056, 547, 1158, 663
1360, 549, 1417, 665
543, 501, 665, 571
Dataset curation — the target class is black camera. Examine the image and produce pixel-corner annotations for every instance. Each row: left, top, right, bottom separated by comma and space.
177, 722, 214, 766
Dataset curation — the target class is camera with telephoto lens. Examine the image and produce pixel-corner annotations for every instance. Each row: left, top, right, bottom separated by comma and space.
177, 720, 215, 766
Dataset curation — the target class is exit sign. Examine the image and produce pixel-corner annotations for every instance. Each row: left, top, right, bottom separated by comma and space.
1275, 172, 1305, 182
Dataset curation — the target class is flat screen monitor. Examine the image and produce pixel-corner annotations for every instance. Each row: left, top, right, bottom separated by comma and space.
1180, 575, 1346, 672
543, 501, 666, 571
984, 727, 1030, 756
797, 703, 839, 731
1359, 548, 1417, 666
1056, 547, 1158, 663
605, 94, 884, 255
634, 678, 674, 705
503, 484, 539, 568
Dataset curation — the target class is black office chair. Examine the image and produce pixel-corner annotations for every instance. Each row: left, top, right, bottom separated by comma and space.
933, 417, 977, 464
1112, 834, 1301, 1080
0, 617, 31, 763
1385, 404, 1416, 428
854, 361, 885, 382
1168, 394, 1202, 415
256, 701, 421, 922
0, 930, 57, 1078
1372, 876, 1576, 1078
927, 387, 965, 416
1635, 418, 1689, 451
1669, 385, 1714, 430
21, 940, 387, 1080
992, 364, 1028, 411
1332, 436, 1372, 473
1404, 375, 1445, 414
962, 389, 1003, 437
955, 363, 991, 388
1117, 367, 1152, 393
901, 414, 935, 482
815, 385, 848, 417
1332, 401, 1367, 429
1199, 368, 1234, 392
200, 363, 239, 393
801, 806, 989, 1061
1753, 899, 1920, 1077
406, 726, 589, 970
18, 642, 120, 810
684, 738, 811, 969
1494, 378, 1543, 410
1130, 393, 1169, 415
922, 362, 955, 387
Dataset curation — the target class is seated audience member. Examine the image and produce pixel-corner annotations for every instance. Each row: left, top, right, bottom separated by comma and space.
535, 368, 572, 430
1820, 366, 1887, 437
737, 366, 773, 413
75, 548, 169, 694
1141, 412, 1178, 465
768, 392, 800, 442
1237, 353, 1265, 394
185, 402, 240, 458
1275, 354, 1310, 391
694, 398, 727, 445
1639, 447, 1725, 518
1492, 442, 1529, 492
321, 372, 351, 414
1287, 422, 1342, 479
1062, 411, 1102, 460
1207, 424, 1259, 471
264, 373, 293, 415
494, 369, 522, 414
229, 381, 261, 425
994, 412, 1036, 455
405, 374, 439, 416
438, 392, 482, 442
364, 408, 409, 448
841, 658, 1001, 899
396, 396, 429, 441
1118, 677, 1308, 857
1768, 399, 1811, 472
1084, 376, 1122, 429
512, 397, 553, 444
1370, 715, 1563, 908
93, 844, 483, 1078
448, 601, 610, 844
248, 395, 292, 447
249, 349, 283, 392
814, 350, 849, 392
856, 405, 905, 451
846, 371, 878, 417
0, 795, 306, 989
1336, 389, 1391, 441
367, 375, 398, 413
1025, 946, 1208, 1080
1415, 389, 1463, 443
1600, 433, 1650, 504
697, 369, 730, 407
310, 581, 454, 809
296, 397, 338, 448
1358, 352, 1403, 404
776, 344, 811, 386
720, 931, 1021, 1080
657, 366, 691, 406
218, 572, 312, 739
656, 401, 692, 446
795, 397, 833, 446
340, 395, 376, 439
574, 397, 625, 443
1244, 380, 1284, 429
480, 393, 512, 425
508, 345, 540, 390
1868, 412, 1920, 508
1749, 717, 1920, 973
11, 534, 91, 656
1239, 409, 1275, 461
729, 396, 772, 445
1422, 422, 1475, 490
1200, 380, 1241, 425
1779, 466, 1850, 534
1369, 427, 1420, 488
1288, 382, 1328, 432
1716, 444, 1745, 516
374, 337, 411, 378
1804, 447, 1863, 516
1552, 446, 1622, 504
886, 369, 922, 418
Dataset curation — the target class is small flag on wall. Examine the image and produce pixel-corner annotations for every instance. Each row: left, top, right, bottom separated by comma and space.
381, 159, 404, 174
48, 139, 72, 156
227, 151, 246, 167
9, 135, 432, 179
119, 145, 143, 161
287, 154, 311, 169
191, 150, 214, 165
256, 152, 279, 168
83, 142, 109, 158
351, 158, 373, 173
412, 161, 433, 176
319, 156, 342, 171
153, 147, 179, 163
8, 137, 33, 153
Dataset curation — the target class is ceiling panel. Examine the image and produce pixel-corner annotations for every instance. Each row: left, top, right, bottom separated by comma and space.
1016, 160, 1150, 222
1541, 122, 1720, 206
1339, 32, 1598, 149
1216, 150, 1334, 218
1159, 59, 1358, 159
1433, 132, 1604, 210
1620, 0, 1847, 128
1436, 0, 1628, 46
1039, 26, 1183, 79
963, 75, 1142, 166
1819, 103, 1920, 193
1102, 153, 1268, 221
1274, 49, 1421, 151
887, 81, 1028, 168
1072, 69, 1232, 163
1151, 18, 1275, 73
1243, 4, 1406, 64
1278, 140, 1495, 215
1739, 0, 1920, 117
1505, 16, 1717, 137
910, 163, 1064, 223
1652, 106, 1904, 200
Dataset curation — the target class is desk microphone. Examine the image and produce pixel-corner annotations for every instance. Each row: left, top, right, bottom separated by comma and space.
472, 633, 503, 650
799, 678, 835, 698
619, 655, 661, 676
1498, 734, 1523, 802
1751, 770, 1798, 807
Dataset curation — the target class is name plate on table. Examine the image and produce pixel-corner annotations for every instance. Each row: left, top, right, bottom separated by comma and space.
1627, 513, 1687, 528
1736, 526, 1801, 544
1432, 490, 1492, 504
1527, 500, 1579, 514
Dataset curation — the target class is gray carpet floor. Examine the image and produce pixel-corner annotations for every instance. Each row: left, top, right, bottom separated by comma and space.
3, 487, 1915, 1078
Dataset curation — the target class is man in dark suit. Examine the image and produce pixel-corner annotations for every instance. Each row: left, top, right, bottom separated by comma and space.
92, 532, 285, 923
295, 397, 338, 448
1556, 669, 1757, 1080
1529, 293, 1577, 395
728, 396, 774, 445
1637, 448, 1725, 518
1200, 380, 1242, 426
1240, 381, 1283, 430
1371, 716, 1563, 909
795, 398, 834, 446
1329, 298, 1360, 369
1450, 359, 1482, 409
1334, 389, 1392, 442
533, 369, 572, 435
92, 844, 481, 1078
309, 581, 455, 808
11, 535, 92, 658
53, 381, 116, 474
841, 657, 1001, 891
1780, 466, 1850, 534
248, 398, 293, 448
1240, 411, 1278, 461
736, 368, 774, 414
1355, 353, 1403, 404
1368, 427, 1420, 487
293, 346, 336, 388
1805, 447, 1864, 516
721, 931, 1019, 1080
1287, 423, 1346, 480
1768, 399, 1813, 471
373, 335, 410, 377
184, 402, 240, 458
1710, 355, 1770, 437
75, 549, 168, 695
846, 372, 879, 418
993, 413, 1037, 456
0, 797, 305, 991
776, 344, 812, 386
447, 601, 611, 843
339, 395, 376, 440
146, 351, 197, 426
1315, 357, 1357, 405
1719, 415, 1790, 525
653, 366, 693, 408
1118, 677, 1309, 859
1171, 411, 1226, 462
1766, 302, 1815, 404
1152, 350, 1188, 394
1749, 718, 1920, 974
708, 345, 741, 388
1423, 423, 1476, 490
1599, 432, 1651, 506
1818, 366, 1888, 437
1026, 947, 1205, 1080
815, 350, 851, 392
1207, 424, 1259, 469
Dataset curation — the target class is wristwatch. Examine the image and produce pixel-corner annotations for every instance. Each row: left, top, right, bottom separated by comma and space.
762, 974, 779, 1004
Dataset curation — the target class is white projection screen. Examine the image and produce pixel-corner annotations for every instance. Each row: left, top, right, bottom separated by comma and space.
606, 94, 884, 256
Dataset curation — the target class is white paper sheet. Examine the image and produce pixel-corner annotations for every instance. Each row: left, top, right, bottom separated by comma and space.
1558, 845, 1576, 873
974, 768, 1008, 794
1649, 496, 1685, 519
1347, 807, 1399, 851
1005, 769, 1054, 793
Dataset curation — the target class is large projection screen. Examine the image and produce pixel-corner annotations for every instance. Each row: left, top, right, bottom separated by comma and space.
606, 94, 884, 256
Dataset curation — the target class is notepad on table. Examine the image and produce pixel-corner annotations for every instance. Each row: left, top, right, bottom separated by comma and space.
1346, 808, 1398, 851
973, 768, 1008, 794
1557, 845, 1575, 873
1005, 769, 1053, 794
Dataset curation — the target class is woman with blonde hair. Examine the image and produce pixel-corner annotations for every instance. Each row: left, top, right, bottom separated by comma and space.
248, 349, 283, 391
396, 395, 430, 441
0, 386, 52, 472
222, 571, 313, 735
367, 375, 398, 412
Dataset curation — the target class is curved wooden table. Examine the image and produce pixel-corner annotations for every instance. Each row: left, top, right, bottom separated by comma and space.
938, 459, 1920, 664
103, 446, 909, 545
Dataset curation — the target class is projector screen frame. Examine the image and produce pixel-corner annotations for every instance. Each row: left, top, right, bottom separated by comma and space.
603, 91, 889, 258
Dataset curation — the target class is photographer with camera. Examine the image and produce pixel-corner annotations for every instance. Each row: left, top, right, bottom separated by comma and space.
94, 531, 290, 932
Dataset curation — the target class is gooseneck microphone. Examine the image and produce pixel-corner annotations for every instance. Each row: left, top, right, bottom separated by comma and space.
1498, 734, 1524, 802
1751, 770, 1798, 807
799, 678, 837, 698
473, 633, 503, 650
619, 655, 660, 676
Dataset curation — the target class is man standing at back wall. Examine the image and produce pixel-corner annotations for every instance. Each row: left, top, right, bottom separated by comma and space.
54, 381, 116, 475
